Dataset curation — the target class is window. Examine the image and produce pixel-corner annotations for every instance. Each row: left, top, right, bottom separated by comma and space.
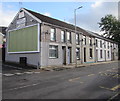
108, 42, 109, 49
49, 45, 58, 58
104, 41, 106, 48
50, 28, 56, 41
61, 31, 65, 42
76, 48, 80, 60
108, 51, 110, 58
100, 50, 103, 58
100, 40, 102, 48
89, 37, 92, 46
67, 32, 71, 43
111, 44, 113, 48
96, 39, 98, 47
76, 33, 79, 45
83, 35, 86, 45
90, 48, 92, 58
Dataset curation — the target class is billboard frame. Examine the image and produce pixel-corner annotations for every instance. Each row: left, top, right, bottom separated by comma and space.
7, 23, 40, 54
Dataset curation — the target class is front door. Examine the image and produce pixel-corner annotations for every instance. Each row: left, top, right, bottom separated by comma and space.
96, 49, 98, 62
62, 46, 66, 65
68, 47, 71, 64
105, 50, 106, 61
84, 48, 86, 62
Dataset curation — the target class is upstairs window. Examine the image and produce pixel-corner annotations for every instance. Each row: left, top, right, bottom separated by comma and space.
83, 35, 86, 45
96, 39, 98, 47
61, 31, 65, 43
76, 33, 79, 45
89, 37, 92, 46
104, 41, 106, 48
108, 42, 109, 49
67, 32, 71, 43
100, 40, 102, 48
50, 28, 56, 41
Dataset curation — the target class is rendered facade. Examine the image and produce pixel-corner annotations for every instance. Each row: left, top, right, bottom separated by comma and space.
5, 8, 118, 68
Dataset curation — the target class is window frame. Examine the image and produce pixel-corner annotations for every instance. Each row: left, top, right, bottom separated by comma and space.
67, 31, 71, 43
108, 42, 109, 49
83, 35, 86, 45
49, 45, 58, 58
89, 37, 92, 46
61, 30, 65, 43
104, 41, 106, 48
76, 48, 80, 60
96, 39, 98, 47
76, 33, 79, 45
50, 28, 56, 41
100, 40, 102, 48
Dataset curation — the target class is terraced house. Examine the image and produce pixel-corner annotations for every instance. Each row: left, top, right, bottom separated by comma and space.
5, 8, 118, 68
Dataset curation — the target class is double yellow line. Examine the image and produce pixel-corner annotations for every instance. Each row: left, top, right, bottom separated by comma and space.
100, 84, 120, 91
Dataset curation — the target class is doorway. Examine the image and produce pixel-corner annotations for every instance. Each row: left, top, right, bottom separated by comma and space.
84, 48, 86, 62
62, 46, 66, 65
68, 47, 71, 64
105, 50, 106, 61
96, 49, 98, 62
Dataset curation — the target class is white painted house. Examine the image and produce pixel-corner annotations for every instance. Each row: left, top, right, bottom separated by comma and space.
87, 31, 118, 62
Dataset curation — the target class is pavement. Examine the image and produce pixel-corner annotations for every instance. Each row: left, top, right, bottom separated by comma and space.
2, 60, 119, 76
40, 60, 120, 72
2, 61, 120, 100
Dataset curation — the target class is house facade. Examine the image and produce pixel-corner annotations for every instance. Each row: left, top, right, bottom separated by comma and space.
5, 8, 118, 68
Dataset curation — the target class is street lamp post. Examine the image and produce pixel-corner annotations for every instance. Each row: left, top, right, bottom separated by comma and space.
74, 6, 82, 68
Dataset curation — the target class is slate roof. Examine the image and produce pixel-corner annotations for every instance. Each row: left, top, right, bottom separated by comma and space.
24, 8, 117, 43
24, 8, 93, 37
86, 30, 118, 43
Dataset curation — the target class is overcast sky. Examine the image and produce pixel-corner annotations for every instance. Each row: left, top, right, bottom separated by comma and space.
1, 0, 119, 34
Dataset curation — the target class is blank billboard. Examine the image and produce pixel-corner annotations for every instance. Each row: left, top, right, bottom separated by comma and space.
8, 24, 39, 53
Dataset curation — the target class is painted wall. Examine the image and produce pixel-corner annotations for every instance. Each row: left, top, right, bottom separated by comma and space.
6, 9, 118, 68
95, 38, 112, 62
82, 36, 95, 63
6, 10, 41, 67
40, 23, 89, 67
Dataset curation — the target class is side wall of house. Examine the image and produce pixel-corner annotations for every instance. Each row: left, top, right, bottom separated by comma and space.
5, 10, 41, 67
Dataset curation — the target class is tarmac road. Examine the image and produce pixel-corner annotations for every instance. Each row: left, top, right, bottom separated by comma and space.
2, 61, 120, 100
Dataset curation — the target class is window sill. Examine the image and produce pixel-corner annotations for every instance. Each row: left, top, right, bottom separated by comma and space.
49, 57, 58, 59
50, 40, 56, 42
61, 42, 66, 43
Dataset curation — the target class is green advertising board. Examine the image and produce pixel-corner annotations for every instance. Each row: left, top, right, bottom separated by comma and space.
8, 25, 39, 53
